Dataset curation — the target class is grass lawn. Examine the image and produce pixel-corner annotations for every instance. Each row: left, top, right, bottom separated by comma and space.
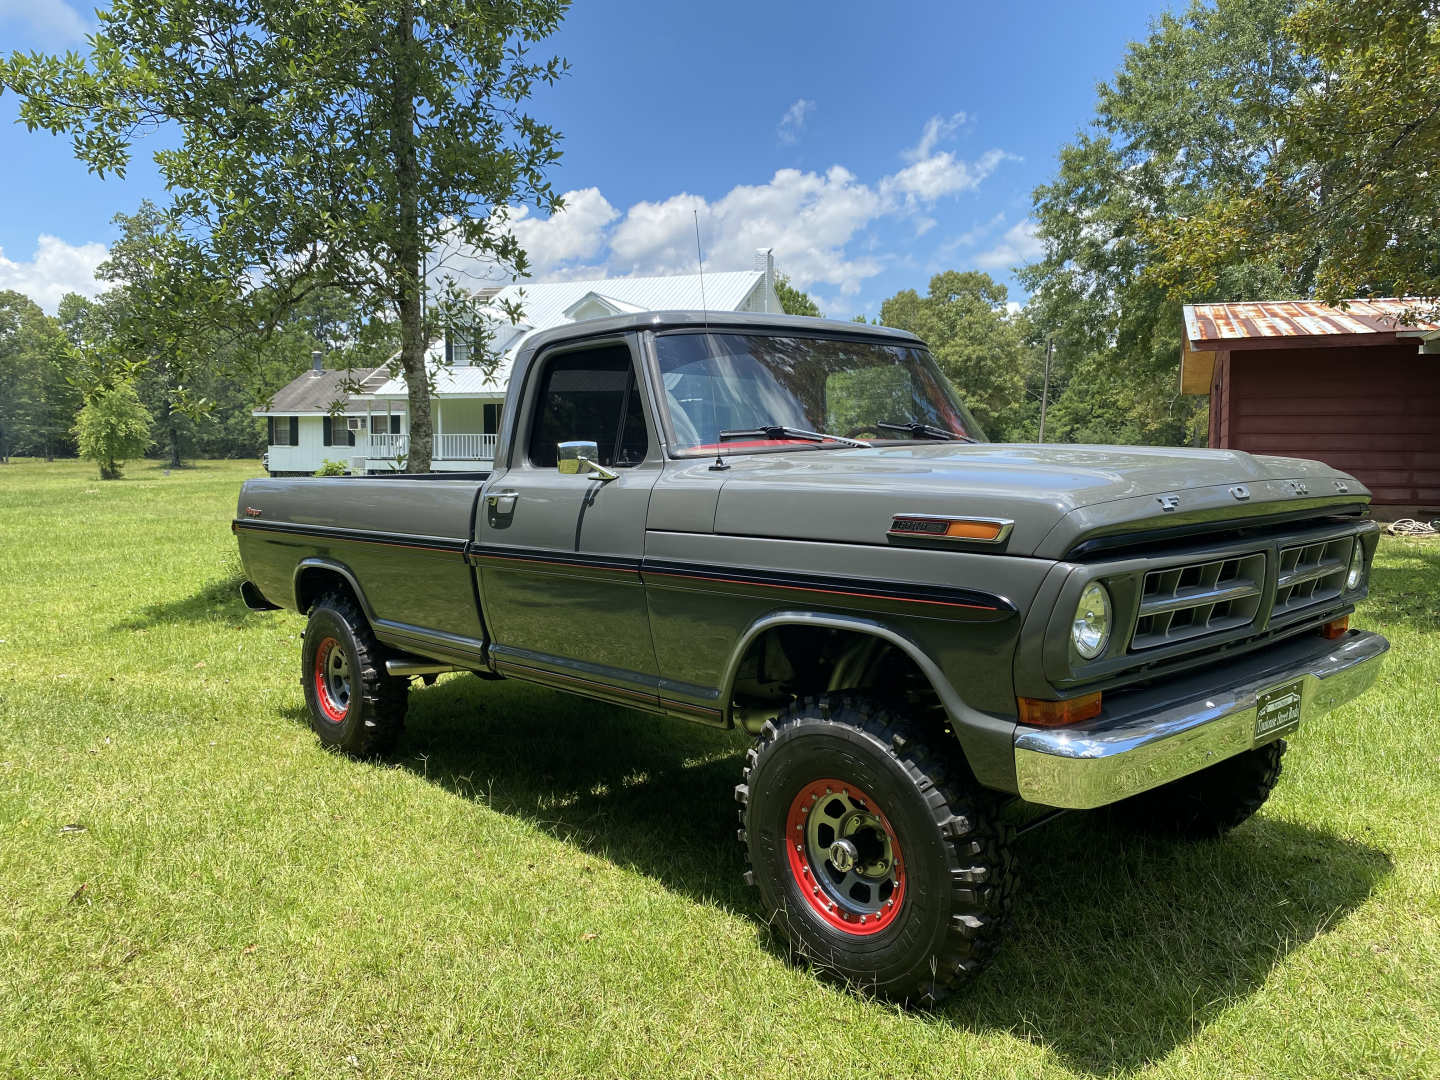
1, 457, 1436, 1079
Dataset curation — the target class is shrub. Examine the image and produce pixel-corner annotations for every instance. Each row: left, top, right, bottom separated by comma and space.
315, 458, 349, 476
73, 381, 152, 479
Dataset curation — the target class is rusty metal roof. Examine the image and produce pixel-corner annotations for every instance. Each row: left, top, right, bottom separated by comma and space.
1183, 298, 1440, 346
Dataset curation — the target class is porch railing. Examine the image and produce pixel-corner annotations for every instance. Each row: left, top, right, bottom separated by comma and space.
436, 432, 498, 461
367, 432, 409, 459
363, 432, 496, 461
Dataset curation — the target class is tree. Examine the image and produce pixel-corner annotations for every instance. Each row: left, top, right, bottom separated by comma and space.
879, 271, 1030, 440
1147, 0, 1440, 313
774, 273, 822, 318
73, 379, 152, 479
2, 0, 569, 471
0, 291, 79, 461
1020, 0, 1314, 446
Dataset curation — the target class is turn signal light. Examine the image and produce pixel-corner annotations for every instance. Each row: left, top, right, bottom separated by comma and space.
1321, 616, 1349, 640
1018, 692, 1102, 728
945, 519, 1005, 541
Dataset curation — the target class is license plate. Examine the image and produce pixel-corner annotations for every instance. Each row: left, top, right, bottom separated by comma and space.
1255, 678, 1304, 743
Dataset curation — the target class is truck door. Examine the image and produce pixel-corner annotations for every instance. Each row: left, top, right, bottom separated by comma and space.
473, 335, 662, 710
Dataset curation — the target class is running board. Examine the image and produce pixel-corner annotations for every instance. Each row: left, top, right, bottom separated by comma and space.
385, 658, 462, 677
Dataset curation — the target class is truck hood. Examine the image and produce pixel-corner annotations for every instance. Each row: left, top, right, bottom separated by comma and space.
710, 443, 1369, 558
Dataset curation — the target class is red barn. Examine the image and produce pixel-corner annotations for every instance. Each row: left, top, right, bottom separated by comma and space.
1181, 299, 1440, 517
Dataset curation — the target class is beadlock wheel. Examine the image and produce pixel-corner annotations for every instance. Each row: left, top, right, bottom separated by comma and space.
736, 693, 1016, 1004
312, 636, 351, 723
786, 778, 905, 935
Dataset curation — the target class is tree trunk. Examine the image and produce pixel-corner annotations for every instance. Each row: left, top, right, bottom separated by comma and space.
167, 411, 182, 469
390, 0, 430, 472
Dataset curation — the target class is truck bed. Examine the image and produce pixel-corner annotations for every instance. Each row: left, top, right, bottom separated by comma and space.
234, 474, 491, 667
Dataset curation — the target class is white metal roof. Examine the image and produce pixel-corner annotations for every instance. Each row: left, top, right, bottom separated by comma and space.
364, 269, 769, 400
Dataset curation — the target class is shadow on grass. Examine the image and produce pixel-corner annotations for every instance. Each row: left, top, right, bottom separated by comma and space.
301, 674, 1391, 1075
116, 574, 251, 630
1368, 543, 1440, 635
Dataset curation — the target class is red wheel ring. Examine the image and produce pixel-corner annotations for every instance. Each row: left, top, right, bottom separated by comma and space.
313, 637, 350, 723
785, 778, 905, 935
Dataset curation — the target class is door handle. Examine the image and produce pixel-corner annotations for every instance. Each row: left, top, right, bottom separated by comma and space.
487, 491, 518, 514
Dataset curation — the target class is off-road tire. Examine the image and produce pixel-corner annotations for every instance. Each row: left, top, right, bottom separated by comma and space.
1110, 739, 1287, 839
736, 694, 1015, 1005
301, 592, 408, 757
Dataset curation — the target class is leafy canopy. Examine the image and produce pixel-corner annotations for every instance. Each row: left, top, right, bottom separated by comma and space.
1020, 0, 1313, 446
1146, 0, 1440, 314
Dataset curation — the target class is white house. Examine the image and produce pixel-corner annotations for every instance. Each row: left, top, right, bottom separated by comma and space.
255, 250, 785, 474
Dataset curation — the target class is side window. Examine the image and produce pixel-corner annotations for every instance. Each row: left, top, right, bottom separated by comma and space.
527, 344, 649, 468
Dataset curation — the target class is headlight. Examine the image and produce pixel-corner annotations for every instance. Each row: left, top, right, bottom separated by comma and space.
1346, 543, 1366, 590
1071, 582, 1112, 660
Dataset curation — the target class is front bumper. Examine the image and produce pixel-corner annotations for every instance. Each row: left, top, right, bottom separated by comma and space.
1013, 629, 1389, 810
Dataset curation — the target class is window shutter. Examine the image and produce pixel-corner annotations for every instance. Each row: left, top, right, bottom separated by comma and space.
445, 332, 453, 365
322, 416, 332, 446
391, 415, 401, 434
289, 417, 299, 445
267, 418, 276, 444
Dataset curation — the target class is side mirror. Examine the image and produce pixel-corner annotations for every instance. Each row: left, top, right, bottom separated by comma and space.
557, 440, 618, 482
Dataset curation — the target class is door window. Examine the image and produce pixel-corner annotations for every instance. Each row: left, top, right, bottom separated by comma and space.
527, 344, 649, 468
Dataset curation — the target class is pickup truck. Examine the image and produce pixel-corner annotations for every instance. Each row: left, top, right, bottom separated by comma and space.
234, 310, 1388, 1004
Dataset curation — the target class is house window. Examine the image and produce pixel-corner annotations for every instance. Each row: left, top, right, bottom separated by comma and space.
322, 416, 356, 447
446, 330, 474, 367
371, 415, 402, 435
483, 403, 502, 434
270, 417, 298, 445
527, 344, 648, 469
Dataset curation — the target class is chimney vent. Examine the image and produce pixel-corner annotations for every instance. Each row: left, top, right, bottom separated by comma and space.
754, 248, 775, 312
311, 349, 324, 374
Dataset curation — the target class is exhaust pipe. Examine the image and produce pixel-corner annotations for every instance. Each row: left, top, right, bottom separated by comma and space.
385, 658, 461, 677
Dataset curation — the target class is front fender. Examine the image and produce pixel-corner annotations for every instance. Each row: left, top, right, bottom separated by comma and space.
719, 610, 1019, 793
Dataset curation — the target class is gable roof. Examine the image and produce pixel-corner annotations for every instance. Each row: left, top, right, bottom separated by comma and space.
254, 366, 387, 415
365, 269, 775, 400
1183, 298, 1440, 348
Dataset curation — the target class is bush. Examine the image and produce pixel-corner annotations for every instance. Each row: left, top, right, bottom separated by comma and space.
315, 458, 349, 476
73, 381, 152, 479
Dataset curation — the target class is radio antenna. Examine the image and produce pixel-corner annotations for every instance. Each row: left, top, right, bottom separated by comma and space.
693, 209, 727, 471
693, 209, 709, 330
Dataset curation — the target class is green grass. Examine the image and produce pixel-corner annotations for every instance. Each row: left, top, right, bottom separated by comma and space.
1, 457, 1436, 1079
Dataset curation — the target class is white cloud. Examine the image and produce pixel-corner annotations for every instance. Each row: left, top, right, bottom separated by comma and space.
777, 98, 815, 145
444, 115, 1019, 299
505, 187, 618, 269
0, 0, 89, 45
883, 147, 1014, 205
974, 219, 1045, 271
0, 235, 108, 312
903, 112, 969, 162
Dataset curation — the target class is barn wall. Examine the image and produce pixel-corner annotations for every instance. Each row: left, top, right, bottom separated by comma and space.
1222, 343, 1440, 507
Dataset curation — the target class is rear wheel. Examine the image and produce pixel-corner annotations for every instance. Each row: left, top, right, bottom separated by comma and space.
736, 694, 1015, 1004
1110, 740, 1287, 839
301, 593, 408, 757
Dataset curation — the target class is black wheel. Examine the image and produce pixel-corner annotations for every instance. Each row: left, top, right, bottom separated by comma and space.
1110, 740, 1287, 839
301, 592, 408, 757
736, 694, 1015, 1005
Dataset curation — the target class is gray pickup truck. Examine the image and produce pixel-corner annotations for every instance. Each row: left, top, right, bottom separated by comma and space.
234, 310, 1387, 1003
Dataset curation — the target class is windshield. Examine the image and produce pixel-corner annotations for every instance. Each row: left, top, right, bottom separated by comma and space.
653, 330, 987, 455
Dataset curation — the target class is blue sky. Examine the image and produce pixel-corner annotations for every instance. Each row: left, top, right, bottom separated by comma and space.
0, 0, 1178, 317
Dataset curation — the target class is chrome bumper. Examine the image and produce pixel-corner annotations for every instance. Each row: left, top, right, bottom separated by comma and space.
1014, 630, 1389, 810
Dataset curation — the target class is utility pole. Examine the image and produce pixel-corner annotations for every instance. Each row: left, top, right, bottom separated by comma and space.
1038, 339, 1054, 443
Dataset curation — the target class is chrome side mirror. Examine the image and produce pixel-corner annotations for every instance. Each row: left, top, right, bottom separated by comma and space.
557, 440, 618, 482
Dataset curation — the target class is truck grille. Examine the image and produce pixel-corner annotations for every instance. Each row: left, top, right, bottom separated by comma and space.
1273, 536, 1353, 618
1130, 552, 1266, 651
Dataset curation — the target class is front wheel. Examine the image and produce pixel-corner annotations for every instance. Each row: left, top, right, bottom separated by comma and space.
736, 695, 1015, 1004
301, 592, 408, 757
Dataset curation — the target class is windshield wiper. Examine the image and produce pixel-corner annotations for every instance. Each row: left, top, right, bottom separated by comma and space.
874, 420, 977, 443
718, 425, 870, 448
